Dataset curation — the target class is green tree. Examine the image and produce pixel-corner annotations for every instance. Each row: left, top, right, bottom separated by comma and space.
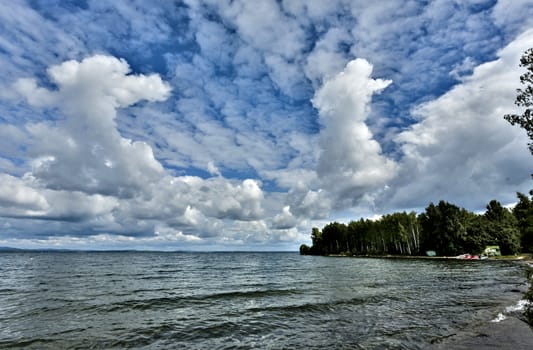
504, 48, 533, 154
484, 200, 521, 255
485, 199, 507, 222
347, 219, 374, 255
308, 227, 325, 255
377, 212, 418, 255
321, 222, 347, 254
419, 201, 469, 256
513, 192, 533, 252
299, 244, 311, 255
464, 214, 491, 253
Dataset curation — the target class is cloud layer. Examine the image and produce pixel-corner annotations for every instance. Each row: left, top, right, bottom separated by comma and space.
0, 0, 532, 250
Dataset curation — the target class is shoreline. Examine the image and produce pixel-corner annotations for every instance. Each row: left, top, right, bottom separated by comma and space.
431, 315, 533, 349
437, 258, 533, 349
327, 253, 533, 262
432, 258, 533, 349
328, 253, 533, 348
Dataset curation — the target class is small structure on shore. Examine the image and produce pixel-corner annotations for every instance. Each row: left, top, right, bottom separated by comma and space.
483, 246, 501, 257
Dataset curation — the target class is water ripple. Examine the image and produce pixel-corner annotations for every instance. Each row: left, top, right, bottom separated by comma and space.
0, 252, 526, 349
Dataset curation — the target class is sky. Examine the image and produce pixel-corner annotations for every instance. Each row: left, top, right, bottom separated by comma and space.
0, 0, 532, 251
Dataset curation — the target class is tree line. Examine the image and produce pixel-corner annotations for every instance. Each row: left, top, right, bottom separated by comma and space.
300, 193, 533, 256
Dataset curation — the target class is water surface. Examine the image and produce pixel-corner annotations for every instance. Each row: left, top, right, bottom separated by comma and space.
0, 252, 527, 349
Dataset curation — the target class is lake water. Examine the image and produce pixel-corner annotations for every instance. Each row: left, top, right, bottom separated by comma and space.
0, 252, 528, 349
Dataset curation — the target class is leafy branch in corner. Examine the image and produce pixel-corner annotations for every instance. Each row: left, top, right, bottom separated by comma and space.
504, 48, 533, 154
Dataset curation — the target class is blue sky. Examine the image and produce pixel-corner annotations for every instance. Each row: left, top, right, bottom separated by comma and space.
0, 0, 532, 251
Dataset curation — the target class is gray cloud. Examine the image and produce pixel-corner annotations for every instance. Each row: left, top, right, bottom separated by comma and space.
390, 29, 533, 209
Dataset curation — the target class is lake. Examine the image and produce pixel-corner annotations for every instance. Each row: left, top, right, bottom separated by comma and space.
0, 252, 528, 349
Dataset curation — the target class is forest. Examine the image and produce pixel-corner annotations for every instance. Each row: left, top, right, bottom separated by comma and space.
300, 192, 533, 256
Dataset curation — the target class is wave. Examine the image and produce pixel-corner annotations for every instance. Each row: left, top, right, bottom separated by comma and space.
201, 288, 300, 300
490, 299, 530, 322
85, 288, 301, 314
245, 294, 386, 315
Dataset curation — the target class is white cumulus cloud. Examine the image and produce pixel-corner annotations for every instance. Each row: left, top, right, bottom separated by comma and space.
313, 58, 398, 207
15, 55, 171, 198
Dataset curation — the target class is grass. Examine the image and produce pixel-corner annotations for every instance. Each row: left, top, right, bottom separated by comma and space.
491, 253, 533, 260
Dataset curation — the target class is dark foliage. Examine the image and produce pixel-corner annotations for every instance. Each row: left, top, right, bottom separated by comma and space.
513, 192, 533, 253
302, 197, 525, 256
504, 48, 533, 154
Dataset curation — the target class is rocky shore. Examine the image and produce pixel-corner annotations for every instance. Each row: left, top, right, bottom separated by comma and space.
433, 260, 533, 349
432, 316, 533, 349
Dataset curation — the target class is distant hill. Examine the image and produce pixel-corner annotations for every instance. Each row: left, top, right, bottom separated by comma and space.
0, 247, 159, 253
0, 246, 75, 252
0, 246, 25, 251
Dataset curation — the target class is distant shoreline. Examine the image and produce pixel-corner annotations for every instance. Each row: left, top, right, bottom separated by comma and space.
0, 247, 297, 253
326, 253, 533, 262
